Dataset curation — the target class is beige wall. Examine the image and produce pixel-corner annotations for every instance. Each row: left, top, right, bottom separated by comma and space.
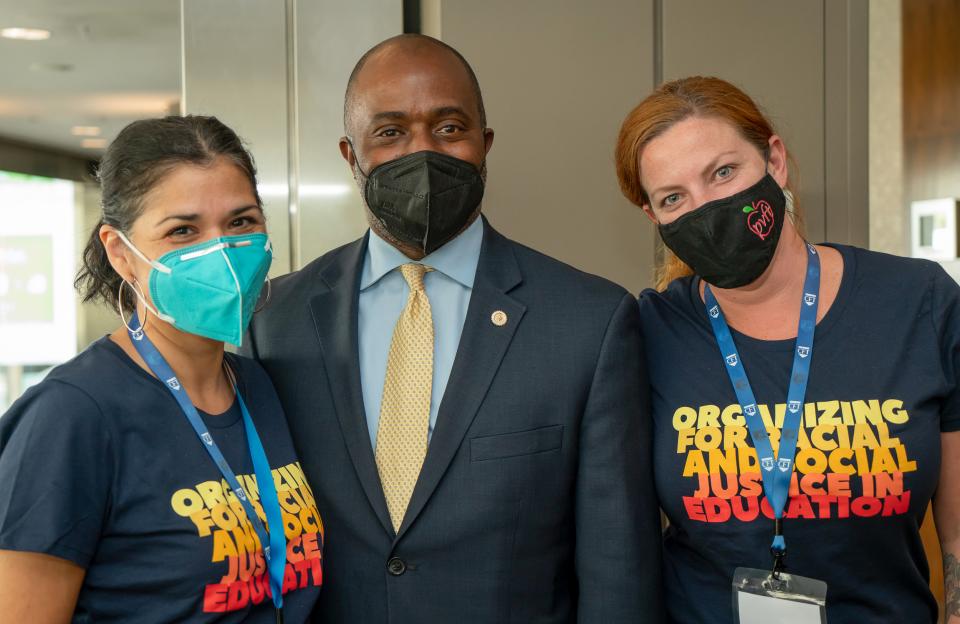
668, 0, 867, 247
660, 0, 867, 247
291, 0, 393, 268
181, 0, 870, 295
432, 0, 657, 293
431, 0, 868, 293
661, 0, 829, 241
181, 0, 400, 275
868, 0, 906, 256
182, 0, 295, 276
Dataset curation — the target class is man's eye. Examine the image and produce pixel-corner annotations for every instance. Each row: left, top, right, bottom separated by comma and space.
437, 124, 462, 134
378, 128, 401, 138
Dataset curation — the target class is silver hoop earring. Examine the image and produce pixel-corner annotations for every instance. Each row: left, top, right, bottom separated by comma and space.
117, 279, 147, 340
254, 277, 272, 314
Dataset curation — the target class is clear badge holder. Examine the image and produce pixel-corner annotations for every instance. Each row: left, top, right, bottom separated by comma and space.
733, 567, 827, 624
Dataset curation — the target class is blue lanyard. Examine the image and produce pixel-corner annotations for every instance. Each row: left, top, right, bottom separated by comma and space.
127, 313, 286, 612
702, 243, 820, 557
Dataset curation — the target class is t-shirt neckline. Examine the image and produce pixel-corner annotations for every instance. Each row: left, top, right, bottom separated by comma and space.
95, 335, 244, 427
687, 242, 857, 352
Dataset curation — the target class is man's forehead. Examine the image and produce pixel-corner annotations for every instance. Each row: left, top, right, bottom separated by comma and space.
368, 106, 470, 122
352, 57, 478, 120
356, 45, 471, 92
344, 36, 485, 133
362, 38, 462, 74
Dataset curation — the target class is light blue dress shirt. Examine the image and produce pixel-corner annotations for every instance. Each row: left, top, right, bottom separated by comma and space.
358, 217, 483, 448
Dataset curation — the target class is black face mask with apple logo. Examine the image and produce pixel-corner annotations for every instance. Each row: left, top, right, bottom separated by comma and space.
658, 172, 787, 289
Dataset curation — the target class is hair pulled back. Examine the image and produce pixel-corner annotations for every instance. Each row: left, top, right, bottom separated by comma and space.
615, 76, 801, 290
75, 115, 260, 312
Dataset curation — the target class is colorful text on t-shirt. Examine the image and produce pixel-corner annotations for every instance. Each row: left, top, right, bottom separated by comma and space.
672, 399, 917, 522
169, 461, 324, 613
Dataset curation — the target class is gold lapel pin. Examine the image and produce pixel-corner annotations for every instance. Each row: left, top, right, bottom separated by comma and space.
491, 310, 508, 327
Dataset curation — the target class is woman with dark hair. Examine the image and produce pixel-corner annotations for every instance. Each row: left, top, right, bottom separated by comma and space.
0, 116, 323, 623
616, 77, 960, 623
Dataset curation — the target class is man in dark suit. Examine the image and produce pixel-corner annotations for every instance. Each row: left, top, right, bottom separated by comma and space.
244, 34, 663, 623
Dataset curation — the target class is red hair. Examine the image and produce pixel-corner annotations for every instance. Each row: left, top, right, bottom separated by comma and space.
615, 76, 800, 290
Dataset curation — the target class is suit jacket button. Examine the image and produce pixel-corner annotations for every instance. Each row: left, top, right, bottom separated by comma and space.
387, 557, 406, 576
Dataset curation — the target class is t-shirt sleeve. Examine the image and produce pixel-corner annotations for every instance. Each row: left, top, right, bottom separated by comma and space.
931, 266, 960, 431
0, 380, 115, 567
637, 287, 658, 303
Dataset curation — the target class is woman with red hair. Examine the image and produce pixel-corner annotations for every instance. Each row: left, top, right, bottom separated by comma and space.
616, 76, 960, 623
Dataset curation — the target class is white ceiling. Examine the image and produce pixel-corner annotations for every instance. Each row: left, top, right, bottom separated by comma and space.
0, 0, 180, 157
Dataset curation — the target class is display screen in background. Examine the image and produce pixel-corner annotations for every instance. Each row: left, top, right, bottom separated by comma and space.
0, 170, 77, 411
0, 235, 55, 323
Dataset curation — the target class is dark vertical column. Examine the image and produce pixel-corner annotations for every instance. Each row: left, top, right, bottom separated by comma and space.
404, 0, 422, 34
823, 0, 869, 247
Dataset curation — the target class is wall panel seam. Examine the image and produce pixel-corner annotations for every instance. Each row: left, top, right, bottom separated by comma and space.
285, 0, 301, 271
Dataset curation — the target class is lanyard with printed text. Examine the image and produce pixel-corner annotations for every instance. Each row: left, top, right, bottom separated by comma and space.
127, 312, 287, 616
703, 243, 820, 564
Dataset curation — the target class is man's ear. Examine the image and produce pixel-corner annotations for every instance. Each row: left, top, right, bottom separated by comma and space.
339, 137, 355, 167
483, 127, 494, 155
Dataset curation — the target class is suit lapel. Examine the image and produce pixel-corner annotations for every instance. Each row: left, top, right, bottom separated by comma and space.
397, 221, 526, 539
308, 234, 395, 536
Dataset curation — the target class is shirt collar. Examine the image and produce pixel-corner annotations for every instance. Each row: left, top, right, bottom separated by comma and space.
360, 215, 484, 291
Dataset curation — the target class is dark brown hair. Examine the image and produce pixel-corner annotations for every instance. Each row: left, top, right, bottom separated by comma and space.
75, 115, 261, 312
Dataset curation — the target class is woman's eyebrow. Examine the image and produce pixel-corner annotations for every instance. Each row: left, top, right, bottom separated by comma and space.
155, 205, 258, 227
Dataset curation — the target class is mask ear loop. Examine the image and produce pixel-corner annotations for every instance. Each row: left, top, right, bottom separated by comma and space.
766, 144, 800, 229
117, 279, 147, 339
346, 137, 399, 250
345, 138, 370, 178
346, 137, 374, 214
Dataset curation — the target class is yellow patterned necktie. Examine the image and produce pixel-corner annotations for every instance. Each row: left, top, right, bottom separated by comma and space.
376, 262, 434, 532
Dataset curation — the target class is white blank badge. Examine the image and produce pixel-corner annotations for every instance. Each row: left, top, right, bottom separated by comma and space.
737, 591, 823, 623
733, 567, 827, 624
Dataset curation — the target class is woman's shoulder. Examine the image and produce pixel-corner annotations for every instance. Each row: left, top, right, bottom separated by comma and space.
817, 245, 960, 348
638, 275, 699, 316
636, 275, 708, 346
833, 243, 945, 281
0, 340, 123, 466
0, 335, 194, 449
10, 338, 132, 412
0, 340, 122, 569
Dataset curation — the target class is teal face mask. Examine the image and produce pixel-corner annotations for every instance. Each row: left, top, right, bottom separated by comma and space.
117, 232, 272, 346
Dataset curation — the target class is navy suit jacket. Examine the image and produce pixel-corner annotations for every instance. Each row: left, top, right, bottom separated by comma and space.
243, 219, 663, 623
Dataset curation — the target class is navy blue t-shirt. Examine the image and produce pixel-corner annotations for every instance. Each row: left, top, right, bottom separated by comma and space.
0, 337, 324, 623
640, 245, 960, 623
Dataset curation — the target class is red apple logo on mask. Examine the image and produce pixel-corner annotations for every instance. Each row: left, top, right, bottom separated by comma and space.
743, 200, 775, 240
